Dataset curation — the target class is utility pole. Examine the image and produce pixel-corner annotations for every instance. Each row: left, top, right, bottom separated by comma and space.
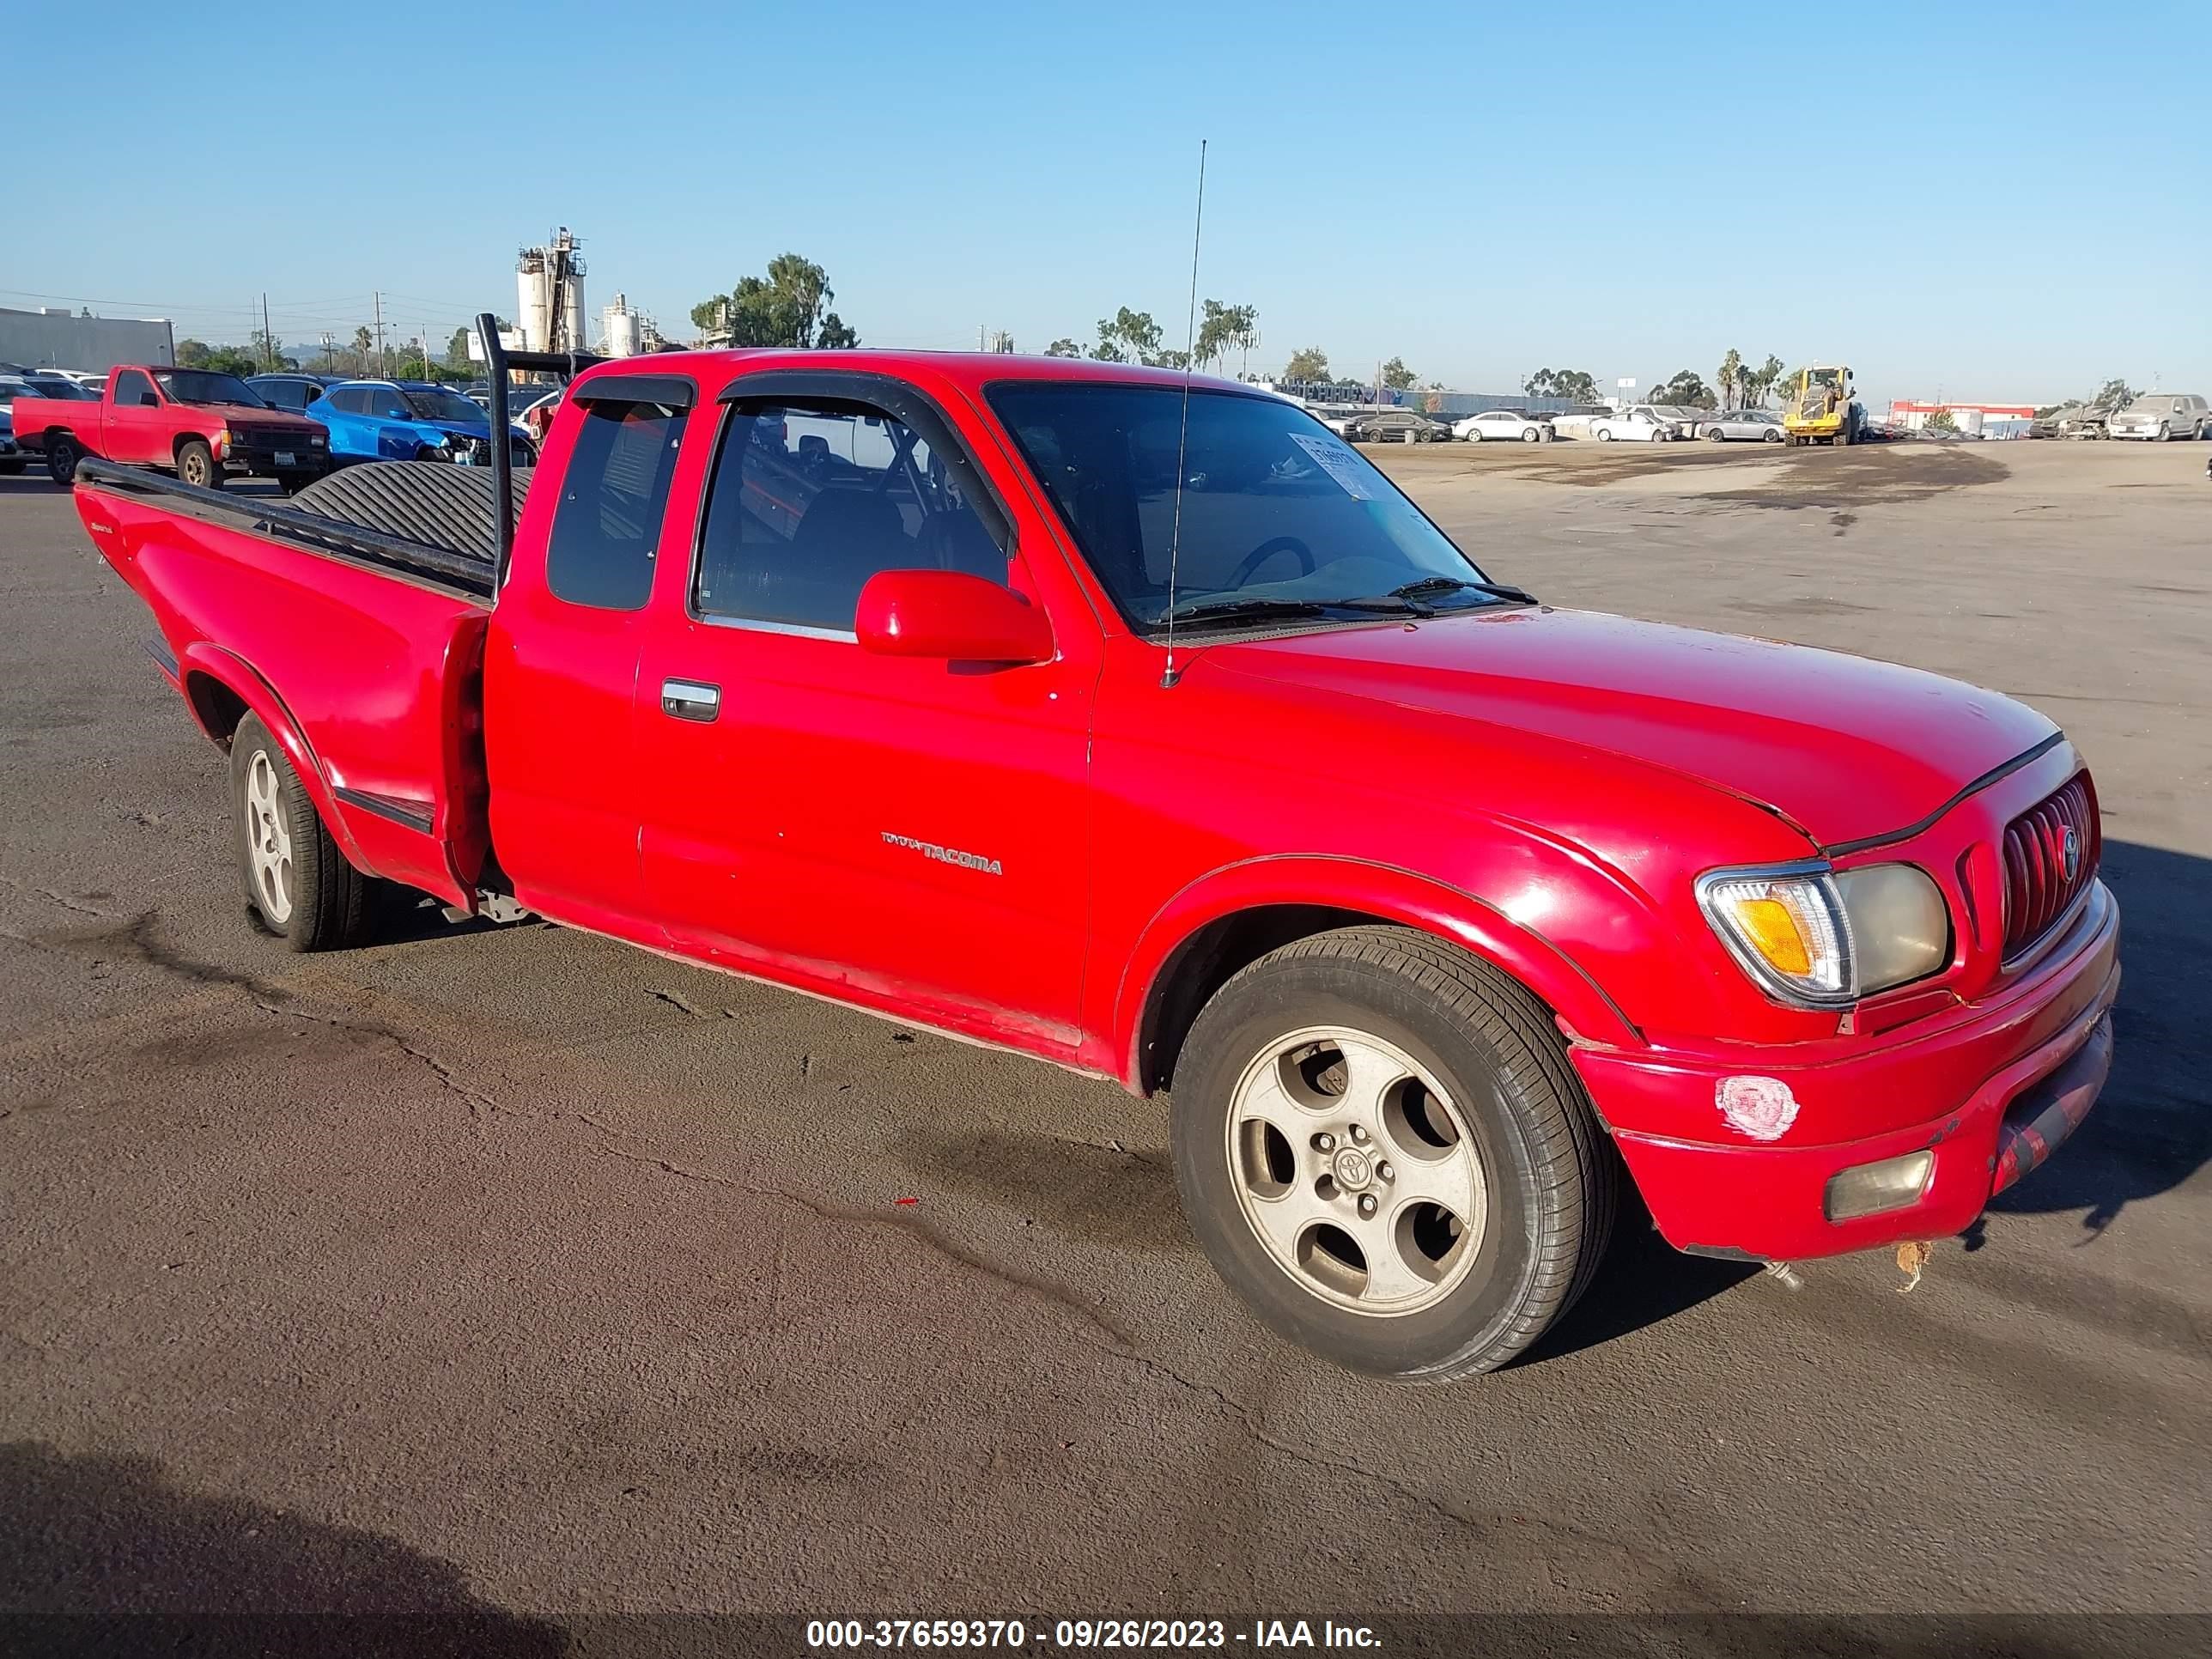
373, 290, 386, 378
320, 331, 335, 372
261, 292, 273, 371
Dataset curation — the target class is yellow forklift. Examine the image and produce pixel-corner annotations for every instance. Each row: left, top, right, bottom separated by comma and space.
1783, 364, 1861, 447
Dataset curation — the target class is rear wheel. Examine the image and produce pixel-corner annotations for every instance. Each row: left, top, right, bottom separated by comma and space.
1595, 428, 1613, 443
46, 435, 82, 485
1172, 927, 1617, 1381
177, 438, 222, 489
1705, 426, 1727, 442
231, 714, 373, 951
1764, 428, 1784, 443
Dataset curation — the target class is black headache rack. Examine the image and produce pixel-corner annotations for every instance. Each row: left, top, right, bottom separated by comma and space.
75, 459, 500, 601
477, 310, 605, 589
71, 314, 606, 603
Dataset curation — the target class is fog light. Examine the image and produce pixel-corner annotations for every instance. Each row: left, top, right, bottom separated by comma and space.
1824, 1150, 1935, 1222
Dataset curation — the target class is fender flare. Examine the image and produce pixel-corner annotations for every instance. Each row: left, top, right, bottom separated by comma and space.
174, 641, 370, 872
1112, 854, 1645, 1088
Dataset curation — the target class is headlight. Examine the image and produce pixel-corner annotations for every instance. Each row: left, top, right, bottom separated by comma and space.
1697, 860, 1949, 1006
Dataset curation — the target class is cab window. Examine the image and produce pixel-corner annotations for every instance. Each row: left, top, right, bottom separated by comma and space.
692, 399, 1008, 636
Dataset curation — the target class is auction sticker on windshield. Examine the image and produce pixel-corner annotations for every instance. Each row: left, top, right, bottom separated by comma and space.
1288, 433, 1377, 501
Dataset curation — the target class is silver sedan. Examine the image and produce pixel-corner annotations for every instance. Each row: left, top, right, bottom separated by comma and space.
1697, 410, 1785, 443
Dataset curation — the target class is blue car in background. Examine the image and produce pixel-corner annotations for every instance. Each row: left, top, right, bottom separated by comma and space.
307, 380, 538, 469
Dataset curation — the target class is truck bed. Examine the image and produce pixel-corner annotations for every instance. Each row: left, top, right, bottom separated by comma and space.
77, 467, 496, 908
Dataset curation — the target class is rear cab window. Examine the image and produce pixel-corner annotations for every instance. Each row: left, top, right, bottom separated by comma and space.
544, 395, 689, 611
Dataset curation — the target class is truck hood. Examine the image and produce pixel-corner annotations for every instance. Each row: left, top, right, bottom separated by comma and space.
1214, 606, 2057, 848
204, 401, 324, 428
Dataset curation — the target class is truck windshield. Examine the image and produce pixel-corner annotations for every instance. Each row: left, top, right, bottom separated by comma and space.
154, 370, 265, 408
402, 389, 486, 424
986, 383, 1491, 631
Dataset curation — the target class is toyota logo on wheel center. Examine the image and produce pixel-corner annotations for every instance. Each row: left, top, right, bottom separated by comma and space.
1331, 1146, 1374, 1190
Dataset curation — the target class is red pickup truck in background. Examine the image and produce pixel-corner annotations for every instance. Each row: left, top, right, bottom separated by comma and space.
70, 345, 2119, 1380
15, 363, 329, 491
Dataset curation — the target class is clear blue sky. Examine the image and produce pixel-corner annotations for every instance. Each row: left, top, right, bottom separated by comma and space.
13, 2, 2208, 405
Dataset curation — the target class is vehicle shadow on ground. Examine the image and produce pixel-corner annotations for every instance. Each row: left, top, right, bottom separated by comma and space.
1981, 838, 2210, 1242
0, 1441, 568, 1657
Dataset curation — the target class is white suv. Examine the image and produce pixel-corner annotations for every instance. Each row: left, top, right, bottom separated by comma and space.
2108, 393, 2210, 441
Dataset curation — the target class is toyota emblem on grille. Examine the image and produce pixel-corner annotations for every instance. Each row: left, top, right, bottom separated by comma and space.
2061, 826, 2081, 882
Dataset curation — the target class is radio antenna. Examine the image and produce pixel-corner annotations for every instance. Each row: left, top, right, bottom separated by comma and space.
1160, 137, 1207, 690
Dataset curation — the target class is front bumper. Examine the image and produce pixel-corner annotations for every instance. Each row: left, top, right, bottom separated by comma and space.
2108, 427, 2163, 441
1574, 882, 2120, 1261
226, 442, 329, 477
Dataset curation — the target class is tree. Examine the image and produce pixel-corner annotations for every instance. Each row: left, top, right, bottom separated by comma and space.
1043, 338, 1082, 358
249, 329, 294, 373
1650, 370, 1716, 409
1192, 300, 1259, 375
2092, 378, 2136, 412
174, 339, 211, 368
1717, 348, 1744, 410
446, 327, 474, 371
1379, 356, 1417, 391
1923, 408, 1958, 434
1094, 307, 1170, 367
1743, 354, 1787, 407
690, 253, 857, 349
1281, 346, 1332, 384
1522, 368, 1601, 404
351, 326, 375, 374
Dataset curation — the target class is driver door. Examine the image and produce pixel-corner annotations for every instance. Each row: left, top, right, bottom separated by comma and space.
632, 379, 1095, 1045
104, 369, 165, 465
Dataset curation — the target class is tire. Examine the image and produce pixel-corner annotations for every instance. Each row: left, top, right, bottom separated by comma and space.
1171, 926, 1617, 1381
46, 434, 82, 485
1764, 428, 1784, 443
1464, 428, 1481, 444
1595, 428, 1613, 443
1705, 426, 1726, 442
177, 438, 222, 489
2157, 423, 2172, 442
1521, 428, 1540, 443
1836, 422, 1853, 447
230, 714, 373, 951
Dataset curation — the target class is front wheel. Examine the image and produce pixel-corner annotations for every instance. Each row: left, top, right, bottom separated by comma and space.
177, 438, 222, 489
1521, 428, 1540, 443
46, 435, 82, 485
1705, 427, 1727, 442
1764, 428, 1784, 442
1172, 927, 1617, 1381
231, 714, 374, 951
2157, 423, 2172, 442
1595, 428, 1613, 443
1464, 428, 1481, 444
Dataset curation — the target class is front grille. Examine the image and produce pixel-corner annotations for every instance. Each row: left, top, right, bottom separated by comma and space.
2002, 774, 2100, 957
238, 426, 308, 449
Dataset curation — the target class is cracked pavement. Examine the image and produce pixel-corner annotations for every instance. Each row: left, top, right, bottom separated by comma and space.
1, 446, 2207, 1643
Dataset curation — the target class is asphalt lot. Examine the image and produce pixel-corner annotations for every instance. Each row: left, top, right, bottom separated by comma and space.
2, 439, 2207, 1653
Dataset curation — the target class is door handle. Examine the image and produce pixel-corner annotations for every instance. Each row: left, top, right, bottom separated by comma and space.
660, 678, 721, 722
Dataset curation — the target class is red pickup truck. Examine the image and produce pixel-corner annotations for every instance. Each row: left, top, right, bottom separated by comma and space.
15, 363, 329, 490
74, 348, 2118, 1380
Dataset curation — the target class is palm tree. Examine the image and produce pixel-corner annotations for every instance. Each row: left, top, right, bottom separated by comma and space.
1717, 349, 1743, 410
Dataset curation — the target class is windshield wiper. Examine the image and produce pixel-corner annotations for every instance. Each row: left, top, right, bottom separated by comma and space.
1160, 597, 1329, 627
1387, 575, 1539, 605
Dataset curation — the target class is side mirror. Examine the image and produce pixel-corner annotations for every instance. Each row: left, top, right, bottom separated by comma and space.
855, 569, 1053, 665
